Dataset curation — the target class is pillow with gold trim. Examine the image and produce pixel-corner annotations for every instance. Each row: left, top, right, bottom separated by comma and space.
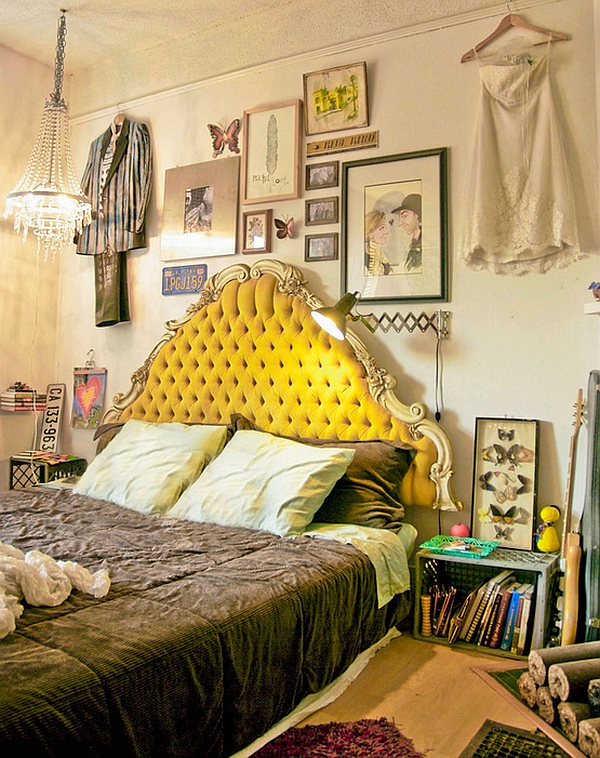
75, 419, 229, 515
168, 429, 355, 537
230, 414, 410, 531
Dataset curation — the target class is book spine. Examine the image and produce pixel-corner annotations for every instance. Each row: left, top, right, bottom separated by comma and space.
474, 571, 511, 645
464, 583, 493, 643
459, 582, 486, 641
481, 593, 502, 647
510, 593, 526, 654
500, 587, 522, 651
516, 590, 534, 656
489, 584, 516, 649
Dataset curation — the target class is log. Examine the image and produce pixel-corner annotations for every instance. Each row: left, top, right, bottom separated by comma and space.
548, 659, 600, 702
578, 717, 600, 758
558, 701, 591, 743
536, 685, 557, 724
590, 679, 600, 717
528, 642, 600, 685
517, 670, 538, 708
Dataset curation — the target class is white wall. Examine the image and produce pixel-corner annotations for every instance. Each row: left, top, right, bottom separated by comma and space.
48, 0, 600, 540
0, 47, 59, 485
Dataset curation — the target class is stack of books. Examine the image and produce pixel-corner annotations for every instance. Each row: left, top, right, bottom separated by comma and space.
1, 383, 46, 412
448, 570, 535, 655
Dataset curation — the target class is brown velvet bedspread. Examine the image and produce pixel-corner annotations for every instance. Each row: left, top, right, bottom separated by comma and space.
0, 488, 409, 758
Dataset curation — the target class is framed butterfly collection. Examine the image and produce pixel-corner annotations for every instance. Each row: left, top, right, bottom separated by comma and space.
470, 417, 539, 550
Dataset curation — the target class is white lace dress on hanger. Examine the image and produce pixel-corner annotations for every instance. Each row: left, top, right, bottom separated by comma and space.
460, 41, 582, 274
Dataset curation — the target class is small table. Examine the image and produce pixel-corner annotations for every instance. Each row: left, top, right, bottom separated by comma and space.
9, 453, 87, 489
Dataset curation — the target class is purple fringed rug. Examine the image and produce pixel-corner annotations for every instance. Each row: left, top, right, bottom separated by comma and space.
253, 717, 425, 757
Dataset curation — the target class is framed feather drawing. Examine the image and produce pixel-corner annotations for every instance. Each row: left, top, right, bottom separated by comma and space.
470, 417, 539, 550
241, 100, 302, 204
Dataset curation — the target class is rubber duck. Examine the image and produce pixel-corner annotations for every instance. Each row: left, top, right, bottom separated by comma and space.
536, 506, 561, 553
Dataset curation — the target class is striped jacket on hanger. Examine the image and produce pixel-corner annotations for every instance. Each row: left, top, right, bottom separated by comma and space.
76, 117, 152, 255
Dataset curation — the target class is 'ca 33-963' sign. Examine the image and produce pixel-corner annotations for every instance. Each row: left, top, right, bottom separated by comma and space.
162, 265, 207, 296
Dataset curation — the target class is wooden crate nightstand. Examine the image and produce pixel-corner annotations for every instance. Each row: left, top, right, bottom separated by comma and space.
9, 453, 87, 490
414, 546, 559, 657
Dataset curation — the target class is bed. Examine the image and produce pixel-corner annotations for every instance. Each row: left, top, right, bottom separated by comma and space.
0, 259, 461, 758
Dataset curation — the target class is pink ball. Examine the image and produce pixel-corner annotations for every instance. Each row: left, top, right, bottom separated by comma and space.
450, 523, 470, 537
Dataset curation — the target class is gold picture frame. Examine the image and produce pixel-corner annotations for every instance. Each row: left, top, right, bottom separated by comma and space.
160, 157, 240, 261
241, 100, 302, 204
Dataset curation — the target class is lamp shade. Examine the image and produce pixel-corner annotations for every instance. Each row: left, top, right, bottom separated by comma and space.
311, 292, 360, 340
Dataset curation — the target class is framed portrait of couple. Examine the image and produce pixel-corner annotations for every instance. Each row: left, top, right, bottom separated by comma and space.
341, 147, 448, 303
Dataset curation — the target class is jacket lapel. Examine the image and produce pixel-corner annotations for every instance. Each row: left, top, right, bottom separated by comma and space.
103, 118, 130, 187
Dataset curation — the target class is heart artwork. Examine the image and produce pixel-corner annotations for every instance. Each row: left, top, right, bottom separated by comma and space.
76, 376, 101, 420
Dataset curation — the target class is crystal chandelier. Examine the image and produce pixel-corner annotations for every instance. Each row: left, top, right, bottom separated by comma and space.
4, 10, 91, 262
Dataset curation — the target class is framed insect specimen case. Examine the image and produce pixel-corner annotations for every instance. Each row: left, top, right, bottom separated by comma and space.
470, 417, 539, 550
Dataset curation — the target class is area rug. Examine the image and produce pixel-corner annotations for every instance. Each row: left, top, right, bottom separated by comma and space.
252, 717, 425, 757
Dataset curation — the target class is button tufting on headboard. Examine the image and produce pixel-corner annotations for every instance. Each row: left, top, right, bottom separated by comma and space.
106, 260, 461, 511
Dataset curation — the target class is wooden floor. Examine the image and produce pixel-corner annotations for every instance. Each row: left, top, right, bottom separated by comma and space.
299, 632, 538, 757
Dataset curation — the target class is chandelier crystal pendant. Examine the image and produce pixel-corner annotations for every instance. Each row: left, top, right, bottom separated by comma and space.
4, 10, 91, 262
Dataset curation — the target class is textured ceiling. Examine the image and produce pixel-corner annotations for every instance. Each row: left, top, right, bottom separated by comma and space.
0, 0, 510, 71
0, 0, 544, 114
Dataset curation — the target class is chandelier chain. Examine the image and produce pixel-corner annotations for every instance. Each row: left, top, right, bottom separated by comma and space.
51, 11, 67, 105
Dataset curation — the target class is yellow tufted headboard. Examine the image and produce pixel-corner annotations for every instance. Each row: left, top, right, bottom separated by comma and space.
103, 260, 461, 511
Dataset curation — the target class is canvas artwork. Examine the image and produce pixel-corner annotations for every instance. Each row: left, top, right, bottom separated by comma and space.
71, 368, 107, 429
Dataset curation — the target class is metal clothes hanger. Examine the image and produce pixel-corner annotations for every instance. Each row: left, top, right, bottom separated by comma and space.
461, 13, 570, 63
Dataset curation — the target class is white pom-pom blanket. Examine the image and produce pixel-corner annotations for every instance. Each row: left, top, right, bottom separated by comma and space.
0, 541, 110, 639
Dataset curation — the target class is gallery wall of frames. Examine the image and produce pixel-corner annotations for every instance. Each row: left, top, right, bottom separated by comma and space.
61, 2, 598, 531
155, 61, 447, 305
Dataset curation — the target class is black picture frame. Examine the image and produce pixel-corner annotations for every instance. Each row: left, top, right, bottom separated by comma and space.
341, 147, 448, 303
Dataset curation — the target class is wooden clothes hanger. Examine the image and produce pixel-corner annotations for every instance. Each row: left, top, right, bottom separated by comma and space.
461, 13, 570, 63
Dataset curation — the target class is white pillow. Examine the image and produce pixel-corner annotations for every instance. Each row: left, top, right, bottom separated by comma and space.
74, 419, 229, 515
169, 429, 355, 536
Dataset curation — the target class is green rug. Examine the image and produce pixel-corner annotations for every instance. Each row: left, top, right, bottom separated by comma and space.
487, 668, 572, 744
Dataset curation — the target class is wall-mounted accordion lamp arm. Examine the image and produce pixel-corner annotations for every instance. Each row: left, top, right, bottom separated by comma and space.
311, 292, 450, 340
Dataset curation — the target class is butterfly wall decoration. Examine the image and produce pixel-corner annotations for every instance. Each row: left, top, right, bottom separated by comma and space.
207, 119, 241, 159
274, 216, 294, 240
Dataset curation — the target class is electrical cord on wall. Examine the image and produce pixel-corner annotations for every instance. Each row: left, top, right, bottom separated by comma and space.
434, 330, 444, 423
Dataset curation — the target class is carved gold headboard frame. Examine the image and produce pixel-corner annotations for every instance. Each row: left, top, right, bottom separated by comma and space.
103, 259, 461, 511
